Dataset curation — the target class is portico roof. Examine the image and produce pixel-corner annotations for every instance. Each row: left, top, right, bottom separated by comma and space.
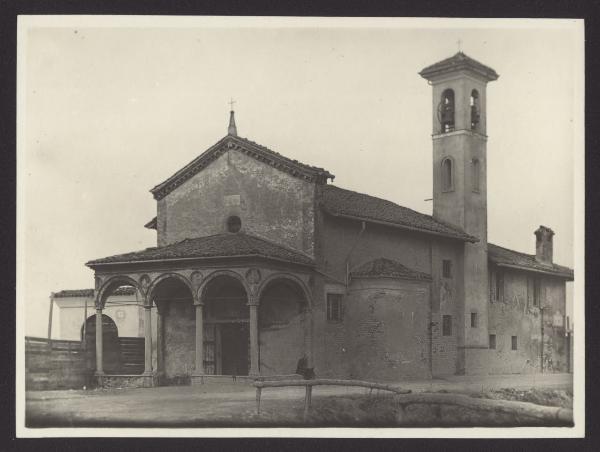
86, 232, 315, 267
350, 257, 431, 281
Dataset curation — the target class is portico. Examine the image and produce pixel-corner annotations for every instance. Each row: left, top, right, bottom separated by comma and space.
87, 232, 314, 387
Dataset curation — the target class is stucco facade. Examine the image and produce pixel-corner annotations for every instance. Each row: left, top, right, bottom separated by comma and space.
77, 51, 573, 388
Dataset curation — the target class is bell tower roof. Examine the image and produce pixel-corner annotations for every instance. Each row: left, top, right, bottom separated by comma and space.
419, 51, 499, 82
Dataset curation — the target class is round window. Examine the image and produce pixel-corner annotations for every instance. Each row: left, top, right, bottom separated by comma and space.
227, 215, 242, 233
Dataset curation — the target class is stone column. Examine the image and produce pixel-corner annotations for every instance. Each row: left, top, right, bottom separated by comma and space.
306, 308, 314, 369
95, 308, 104, 374
143, 305, 153, 375
156, 305, 164, 374
248, 298, 260, 376
194, 302, 204, 375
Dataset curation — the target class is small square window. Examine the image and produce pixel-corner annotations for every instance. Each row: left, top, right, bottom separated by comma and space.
489, 334, 496, 349
442, 260, 452, 278
511, 336, 518, 350
442, 315, 452, 336
471, 312, 478, 328
327, 293, 343, 322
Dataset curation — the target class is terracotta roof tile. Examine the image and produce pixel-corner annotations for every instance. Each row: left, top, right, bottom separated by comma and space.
53, 287, 136, 298
321, 185, 477, 242
151, 135, 334, 200
87, 232, 314, 267
488, 243, 573, 279
351, 257, 431, 281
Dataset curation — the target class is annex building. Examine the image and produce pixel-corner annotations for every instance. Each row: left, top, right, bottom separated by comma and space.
75, 52, 573, 387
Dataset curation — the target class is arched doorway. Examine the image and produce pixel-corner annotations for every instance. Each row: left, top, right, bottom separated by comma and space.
259, 278, 309, 376
150, 276, 195, 384
82, 314, 120, 375
203, 275, 249, 376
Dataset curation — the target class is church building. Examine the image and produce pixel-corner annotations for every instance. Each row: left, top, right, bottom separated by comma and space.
85, 51, 574, 387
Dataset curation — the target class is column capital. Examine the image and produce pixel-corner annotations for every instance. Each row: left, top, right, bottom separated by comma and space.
247, 297, 259, 307
96, 307, 103, 313
144, 304, 152, 311
193, 301, 204, 307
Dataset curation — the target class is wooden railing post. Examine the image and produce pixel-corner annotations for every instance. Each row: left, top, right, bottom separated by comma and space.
256, 387, 262, 414
303, 384, 312, 422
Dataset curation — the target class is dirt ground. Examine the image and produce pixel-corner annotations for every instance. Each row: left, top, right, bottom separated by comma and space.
24, 373, 573, 428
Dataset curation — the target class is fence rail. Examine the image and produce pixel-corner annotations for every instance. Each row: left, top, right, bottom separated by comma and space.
253, 378, 573, 424
254, 378, 412, 420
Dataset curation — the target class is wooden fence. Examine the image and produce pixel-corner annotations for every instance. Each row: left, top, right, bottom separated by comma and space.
253, 378, 573, 424
254, 379, 412, 420
25, 336, 146, 390
25, 337, 88, 390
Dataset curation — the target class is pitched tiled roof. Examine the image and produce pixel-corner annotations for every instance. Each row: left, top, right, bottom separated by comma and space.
53, 287, 136, 298
150, 135, 334, 200
488, 243, 574, 280
351, 258, 431, 281
321, 185, 477, 242
419, 51, 499, 81
144, 217, 157, 230
87, 232, 314, 267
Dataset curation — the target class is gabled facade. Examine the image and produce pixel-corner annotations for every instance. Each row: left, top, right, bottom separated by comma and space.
82, 51, 573, 387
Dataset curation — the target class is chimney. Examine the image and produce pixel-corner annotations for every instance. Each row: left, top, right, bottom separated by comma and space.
535, 225, 554, 265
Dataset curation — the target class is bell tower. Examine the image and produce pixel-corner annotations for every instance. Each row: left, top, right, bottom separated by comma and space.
420, 51, 499, 373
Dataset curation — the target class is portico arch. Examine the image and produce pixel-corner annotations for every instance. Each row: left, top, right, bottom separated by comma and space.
201, 273, 250, 376
150, 274, 195, 384
257, 273, 313, 309
96, 275, 142, 309
257, 274, 313, 376
93, 275, 142, 377
198, 269, 250, 302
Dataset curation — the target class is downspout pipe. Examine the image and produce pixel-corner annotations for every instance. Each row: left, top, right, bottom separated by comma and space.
345, 221, 366, 288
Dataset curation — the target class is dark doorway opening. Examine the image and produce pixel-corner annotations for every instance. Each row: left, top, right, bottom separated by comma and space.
220, 323, 249, 376
203, 275, 250, 376
82, 314, 121, 375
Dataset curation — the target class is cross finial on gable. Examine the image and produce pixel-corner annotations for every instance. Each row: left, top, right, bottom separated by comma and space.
457, 39, 462, 52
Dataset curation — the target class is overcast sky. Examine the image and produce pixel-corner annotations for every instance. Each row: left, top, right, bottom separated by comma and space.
18, 17, 582, 337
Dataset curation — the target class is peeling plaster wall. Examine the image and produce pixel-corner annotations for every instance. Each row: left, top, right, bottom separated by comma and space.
156, 149, 316, 255
344, 279, 431, 380
258, 284, 308, 375
430, 241, 464, 376
319, 216, 432, 282
488, 269, 568, 374
164, 301, 196, 379
259, 313, 306, 376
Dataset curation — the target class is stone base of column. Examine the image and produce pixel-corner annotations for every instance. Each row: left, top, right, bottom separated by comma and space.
190, 372, 206, 386
95, 373, 160, 389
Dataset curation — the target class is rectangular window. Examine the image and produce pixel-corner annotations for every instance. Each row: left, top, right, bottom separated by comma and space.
489, 334, 496, 350
495, 269, 504, 302
442, 315, 452, 336
511, 336, 518, 350
327, 293, 343, 322
471, 312, 478, 328
442, 260, 452, 278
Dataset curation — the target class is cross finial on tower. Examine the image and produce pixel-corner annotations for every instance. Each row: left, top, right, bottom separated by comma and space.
457, 39, 462, 52
227, 100, 238, 136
